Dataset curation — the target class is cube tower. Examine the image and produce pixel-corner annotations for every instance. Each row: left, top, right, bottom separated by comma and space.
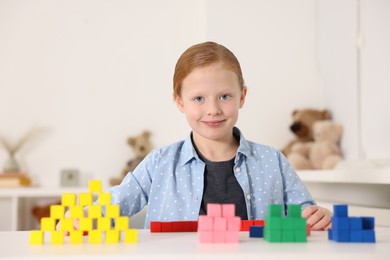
328, 204, 375, 243
29, 180, 138, 245
197, 203, 241, 243
264, 204, 307, 242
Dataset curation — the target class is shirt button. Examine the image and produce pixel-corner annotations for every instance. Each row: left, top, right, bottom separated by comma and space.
235, 167, 241, 173
246, 194, 251, 200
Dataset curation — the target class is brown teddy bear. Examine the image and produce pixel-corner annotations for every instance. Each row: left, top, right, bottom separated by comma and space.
287, 120, 343, 170
281, 109, 331, 157
109, 130, 153, 186
31, 201, 61, 224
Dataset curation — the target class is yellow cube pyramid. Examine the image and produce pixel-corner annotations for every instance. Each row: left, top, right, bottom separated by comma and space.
29, 179, 138, 245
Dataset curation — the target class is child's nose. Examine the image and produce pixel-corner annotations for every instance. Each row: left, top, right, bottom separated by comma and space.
207, 101, 222, 116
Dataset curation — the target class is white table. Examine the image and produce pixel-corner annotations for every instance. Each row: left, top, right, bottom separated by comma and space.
0, 228, 389, 259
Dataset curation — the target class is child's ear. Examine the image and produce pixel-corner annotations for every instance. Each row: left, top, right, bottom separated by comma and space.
239, 87, 247, 108
174, 95, 185, 112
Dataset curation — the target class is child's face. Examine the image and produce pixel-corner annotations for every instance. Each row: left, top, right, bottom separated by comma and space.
175, 62, 246, 143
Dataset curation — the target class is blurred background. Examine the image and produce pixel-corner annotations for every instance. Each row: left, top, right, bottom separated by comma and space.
0, 0, 389, 187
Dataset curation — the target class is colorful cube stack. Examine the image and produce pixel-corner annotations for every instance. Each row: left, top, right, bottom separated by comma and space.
264, 204, 307, 242
328, 204, 376, 243
29, 180, 138, 245
197, 203, 241, 243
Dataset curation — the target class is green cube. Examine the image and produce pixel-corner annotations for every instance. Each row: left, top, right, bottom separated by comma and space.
268, 204, 283, 217
282, 230, 294, 242
287, 204, 301, 218
264, 228, 282, 242
265, 216, 282, 229
294, 229, 307, 242
282, 218, 295, 230
294, 217, 307, 230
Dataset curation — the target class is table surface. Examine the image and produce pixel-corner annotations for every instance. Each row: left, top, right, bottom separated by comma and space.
0, 228, 389, 260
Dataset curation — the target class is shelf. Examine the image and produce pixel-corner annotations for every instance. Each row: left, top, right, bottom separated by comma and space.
296, 168, 390, 185
0, 186, 90, 198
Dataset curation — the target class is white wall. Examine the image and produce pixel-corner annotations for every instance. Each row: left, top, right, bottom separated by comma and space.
205, 0, 322, 147
318, 0, 390, 161
317, 0, 360, 160
0, 0, 208, 186
360, 0, 390, 159
0, 0, 389, 187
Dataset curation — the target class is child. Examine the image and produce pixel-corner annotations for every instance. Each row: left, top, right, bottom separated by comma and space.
57, 41, 332, 232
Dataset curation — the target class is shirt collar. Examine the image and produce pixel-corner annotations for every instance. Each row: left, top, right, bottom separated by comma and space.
178, 127, 252, 166
233, 127, 252, 163
178, 134, 201, 166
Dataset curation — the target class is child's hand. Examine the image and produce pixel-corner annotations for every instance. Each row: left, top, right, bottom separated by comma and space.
302, 205, 332, 231
55, 210, 81, 236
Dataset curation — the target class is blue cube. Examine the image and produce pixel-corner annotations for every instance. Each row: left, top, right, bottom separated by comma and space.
349, 217, 363, 230
249, 226, 264, 238
350, 230, 363, 242
362, 217, 375, 230
333, 205, 348, 217
333, 217, 350, 231
333, 229, 350, 242
363, 230, 376, 243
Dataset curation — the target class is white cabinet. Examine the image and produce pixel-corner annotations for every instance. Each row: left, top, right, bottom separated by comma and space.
0, 186, 147, 231
0, 187, 88, 231
297, 167, 390, 227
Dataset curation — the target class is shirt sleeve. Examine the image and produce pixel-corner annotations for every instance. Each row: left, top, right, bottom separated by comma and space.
107, 150, 157, 217
278, 151, 316, 209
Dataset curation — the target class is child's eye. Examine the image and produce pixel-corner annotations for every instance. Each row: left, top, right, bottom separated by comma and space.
193, 96, 205, 102
219, 94, 231, 101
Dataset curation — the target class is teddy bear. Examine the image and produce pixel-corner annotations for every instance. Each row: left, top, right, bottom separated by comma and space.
287, 120, 343, 170
109, 130, 153, 186
31, 201, 61, 224
281, 108, 331, 158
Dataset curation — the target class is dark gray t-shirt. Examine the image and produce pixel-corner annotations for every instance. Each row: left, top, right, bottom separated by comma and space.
195, 146, 248, 220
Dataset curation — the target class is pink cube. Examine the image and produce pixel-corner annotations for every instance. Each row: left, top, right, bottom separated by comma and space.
214, 217, 227, 230
207, 204, 222, 217
222, 204, 235, 217
226, 230, 239, 243
213, 230, 226, 243
198, 231, 213, 243
227, 217, 241, 231
198, 215, 214, 231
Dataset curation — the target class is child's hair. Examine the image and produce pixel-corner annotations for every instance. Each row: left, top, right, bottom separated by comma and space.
173, 41, 245, 99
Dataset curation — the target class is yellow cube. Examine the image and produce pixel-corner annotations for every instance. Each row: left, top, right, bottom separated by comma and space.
79, 218, 93, 231
70, 205, 85, 218
115, 217, 129, 230
105, 205, 120, 218
88, 205, 102, 218
41, 217, 56, 231
89, 180, 102, 193
88, 230, 102, 244
105, 230, 120, 243
61, 193, 77, 206
98, 192, 111, 205
50, 205, 65, 219
51, 231, 64, 244
70, 230, 83, 244
30, 230, 44, 245
79, 193, 93, 206
97, 217, 111, 230
60, 218, 74, 231
124, 229, 138, 243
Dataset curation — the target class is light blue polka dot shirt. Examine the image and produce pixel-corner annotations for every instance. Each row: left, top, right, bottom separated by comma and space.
108, 127, 315, 228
